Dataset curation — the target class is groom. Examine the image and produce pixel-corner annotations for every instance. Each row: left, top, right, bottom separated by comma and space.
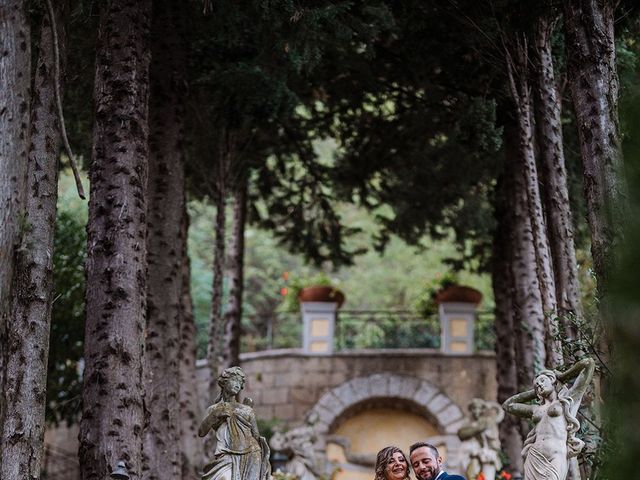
409, 442, 466, 480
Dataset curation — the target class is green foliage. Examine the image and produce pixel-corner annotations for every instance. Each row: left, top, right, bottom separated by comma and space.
302, 2, 504, 267
186, 0, 395, 267
251, 147, 364, 267
47, 209, 86, 425
413, 271, 459, 318
255, 417, 283, 445
44, 170, 88, 425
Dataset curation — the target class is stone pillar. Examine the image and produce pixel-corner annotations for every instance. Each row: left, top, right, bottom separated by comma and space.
301, 302, 338, 354
439, 302, 477, 354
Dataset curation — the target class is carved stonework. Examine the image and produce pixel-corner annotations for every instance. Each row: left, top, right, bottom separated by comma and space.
198, 367, 271, 480
457, 398, 504, 480
270, 415, 329, 480
301, 373, 469, 476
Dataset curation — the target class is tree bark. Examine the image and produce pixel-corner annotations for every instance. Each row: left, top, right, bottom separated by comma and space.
564, 0, 626, 306
222, 177, 248, 369
506, 39, 556, 371
533, 15, 582, 344
207, 152, 227, 401
178, 207, 203, 479
79, 1, 152, 479
0, 0, 30, 451
519, 90, 560, 366
492, 171, 524, 476
142, 0, 187, 476
1, 4, 61, 479
504, 84, 546, 388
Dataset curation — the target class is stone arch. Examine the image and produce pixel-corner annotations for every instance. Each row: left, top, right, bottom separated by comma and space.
307, 372, 465, 436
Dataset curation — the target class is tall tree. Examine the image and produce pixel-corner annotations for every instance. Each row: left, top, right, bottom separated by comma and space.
78, 0, 152, 478
492, 168, 524, 475
501, 91, 547, 382
0, 2, 64, 478
533, 13, 582, 338
206, 129, 228, 400
564, 0, 627, 308
0, 1, 30, 455
505, 34, 560, 367
222, 174, 247, 368
178, 208, 203, 479
142, 0, 187, 476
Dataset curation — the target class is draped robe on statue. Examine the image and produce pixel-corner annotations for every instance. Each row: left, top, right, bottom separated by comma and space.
202, 402, 270, 480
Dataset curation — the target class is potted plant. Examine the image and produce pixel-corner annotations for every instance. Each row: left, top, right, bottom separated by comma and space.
434, 284, 482, 305
281, 272, 345, 312
415, 272, 482, 318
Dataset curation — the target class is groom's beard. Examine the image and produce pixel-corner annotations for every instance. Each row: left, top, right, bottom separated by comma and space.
415, 465, 440, 480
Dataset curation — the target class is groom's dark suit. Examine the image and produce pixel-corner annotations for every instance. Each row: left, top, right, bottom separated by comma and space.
435, 472, 466, 480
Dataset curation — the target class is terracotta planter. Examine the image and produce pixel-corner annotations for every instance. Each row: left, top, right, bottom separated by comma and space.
298, 285, 345, 308
434, 285, 482, 306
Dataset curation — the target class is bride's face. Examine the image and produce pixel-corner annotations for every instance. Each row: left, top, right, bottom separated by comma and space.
385, 451, 408, 480
534, 374, 555, 398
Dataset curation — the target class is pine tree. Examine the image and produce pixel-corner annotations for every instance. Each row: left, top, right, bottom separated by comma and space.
0, 4, 30, 464
142, 0, 188, 476
79, 1, 152, 478
178, 207, 203, 478
564, 0, 627, 305
532, 13, 581, 340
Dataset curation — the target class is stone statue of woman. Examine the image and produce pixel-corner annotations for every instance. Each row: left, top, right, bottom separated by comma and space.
502, 358, 595, 480
457, 398, 504, 480
198, 366, 271, 480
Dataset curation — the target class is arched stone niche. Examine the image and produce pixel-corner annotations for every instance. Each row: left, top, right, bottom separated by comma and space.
304, 373, 468, 479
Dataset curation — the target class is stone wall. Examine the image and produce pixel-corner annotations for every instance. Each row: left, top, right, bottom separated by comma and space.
196, 348, 497, 425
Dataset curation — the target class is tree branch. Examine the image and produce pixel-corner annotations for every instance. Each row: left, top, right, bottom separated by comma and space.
46, 0, 86, 200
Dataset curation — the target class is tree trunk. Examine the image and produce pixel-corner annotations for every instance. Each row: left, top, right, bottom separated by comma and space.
207, 139, 228, 400
142, 0, 187, 476
0, 4, 60, 479
533, 15, 582, 345
510, 159, 546, 385
564, 0, 625, 307
0, 0, 30, 449
79, 1, 152, 479
518, 85, 560, 366
222, 177, 248, 369
564, 9, 621, 476
179, 207, 203, 479
506, 39, 555, 372
505, 63, 547, 383
492, 170, 523, 476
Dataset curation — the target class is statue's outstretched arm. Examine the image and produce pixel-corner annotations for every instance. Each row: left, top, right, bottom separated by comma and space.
561, 357, 595, 413
502, 389, 536, 419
